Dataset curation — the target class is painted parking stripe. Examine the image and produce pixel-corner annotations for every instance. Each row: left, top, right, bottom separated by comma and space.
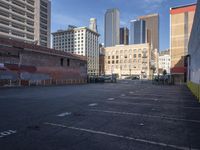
107, 98, 115, 101
88, 103, 98, 107
106, 101, 200, 110
44, 122, 198, 150
57, 112, 72, 117
121, 94, 126, 97
90, 109, 200, 124
0, 130, 17, 138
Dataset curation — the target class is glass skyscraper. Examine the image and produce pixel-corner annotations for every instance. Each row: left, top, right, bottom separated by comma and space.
104, 8, 120, 47
130, 19, 146, 44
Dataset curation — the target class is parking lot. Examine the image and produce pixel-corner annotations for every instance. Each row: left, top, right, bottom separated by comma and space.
0, 80, 200, 150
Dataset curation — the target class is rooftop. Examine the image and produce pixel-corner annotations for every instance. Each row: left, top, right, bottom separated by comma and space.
0, 37, 87, 61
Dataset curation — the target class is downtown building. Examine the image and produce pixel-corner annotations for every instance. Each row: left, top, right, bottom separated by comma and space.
104, 44, 152, 79
170, 4, 196, 84
187, 0, 200, 101
158, 50, 170, 74
139, 14, 159, 52
0, 0, 51, 48
130, 19, 146, 44
120, 27, 129, 45
104, 8, 120, 47
52, 25, 99, 76
129, 14, 159, 74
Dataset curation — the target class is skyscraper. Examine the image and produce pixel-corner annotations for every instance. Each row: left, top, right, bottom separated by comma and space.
104, 8, 120, 47
120, 27, 129, 45
170, 4, 196, 83
130, 20, 146, 44
0, 0, 51, 47
139, 14, 159, 51
89, 18, 98, 33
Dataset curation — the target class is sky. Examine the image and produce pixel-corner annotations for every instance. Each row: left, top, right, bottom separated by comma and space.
51, 0, 197, 51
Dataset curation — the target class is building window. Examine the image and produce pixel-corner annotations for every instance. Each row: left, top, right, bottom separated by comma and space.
60, 58, 64, 66
112, 56, 115, 59
67, 58, 70, 66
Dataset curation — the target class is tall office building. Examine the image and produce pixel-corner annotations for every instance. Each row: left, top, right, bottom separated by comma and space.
170, 4, 196, 83
120, 27, 129, 45
104, 8, 120, 47
139, 14, 159, 51
89, 18, 97, 33
130, 20, 146, 44
0, 0, 51, 47
52, 25, 99, 76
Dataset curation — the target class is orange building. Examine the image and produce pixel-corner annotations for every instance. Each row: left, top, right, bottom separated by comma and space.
170, 4, 196, 84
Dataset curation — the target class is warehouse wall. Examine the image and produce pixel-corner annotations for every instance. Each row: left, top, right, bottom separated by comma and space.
188, 0, 200, 101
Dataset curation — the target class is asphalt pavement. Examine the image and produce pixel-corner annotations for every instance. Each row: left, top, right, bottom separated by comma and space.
0, 80, 200, 150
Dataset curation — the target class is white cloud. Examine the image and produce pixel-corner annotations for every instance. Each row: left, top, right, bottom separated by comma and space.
142, 0, 166, 13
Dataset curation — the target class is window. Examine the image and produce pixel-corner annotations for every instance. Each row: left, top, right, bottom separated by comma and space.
112, 56, 115, 59
60, 58, 64, 66
67, 58, 70, 66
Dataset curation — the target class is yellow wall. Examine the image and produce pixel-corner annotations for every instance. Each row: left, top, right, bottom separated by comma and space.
187, 81, 200, 102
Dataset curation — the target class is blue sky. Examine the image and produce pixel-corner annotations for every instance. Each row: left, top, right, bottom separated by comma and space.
51, 0, 196, 51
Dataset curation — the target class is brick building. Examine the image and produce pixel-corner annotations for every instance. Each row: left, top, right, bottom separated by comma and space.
0, 37, 87, 86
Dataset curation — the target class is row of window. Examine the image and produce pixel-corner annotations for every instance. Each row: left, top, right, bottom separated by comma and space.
106, 48, 147, 55
107, 59, 148, 64
107, 54, 147, 59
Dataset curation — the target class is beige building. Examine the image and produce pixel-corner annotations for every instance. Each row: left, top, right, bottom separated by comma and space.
139, 14, 159, 74
0, 0, 51, 47
139, 14, 159, 51
104, 44, 152, 79
170, 4, 196, 83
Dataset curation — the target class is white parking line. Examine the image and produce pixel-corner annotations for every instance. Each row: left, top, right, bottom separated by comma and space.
88, 103, 98, 107
57, 112, 72, 117
90, 109, 200, 124
107, 98, 115, 101
44, 122, 198, 150
0, 130, 17, 138
121, 94, 126, 97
